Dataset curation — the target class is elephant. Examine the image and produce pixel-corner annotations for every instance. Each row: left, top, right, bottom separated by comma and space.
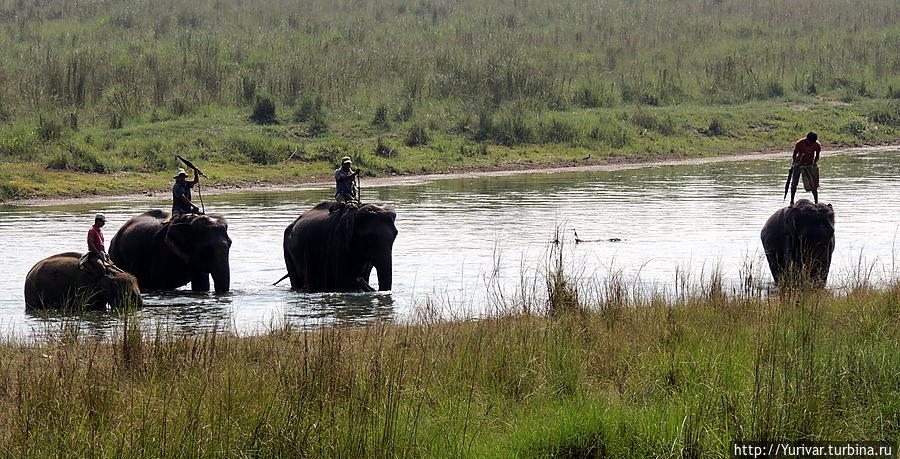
24, 252, 142, 310
110, 210, 232, 293
283, 201, 397, 292
760, 199, 835, 286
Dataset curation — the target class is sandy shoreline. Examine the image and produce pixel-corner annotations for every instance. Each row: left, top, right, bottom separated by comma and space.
8, 143, 899, 207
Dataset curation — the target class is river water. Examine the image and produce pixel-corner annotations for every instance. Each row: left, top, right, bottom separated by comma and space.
2, 150, 899, 339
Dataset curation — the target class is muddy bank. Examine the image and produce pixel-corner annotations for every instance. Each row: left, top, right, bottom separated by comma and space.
9, 143, 899, 207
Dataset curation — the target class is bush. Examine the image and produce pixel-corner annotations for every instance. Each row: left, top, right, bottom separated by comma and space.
294, 94, 324, 123
250, 93, 277, 125
136, 143, 173, 172
371, 104, 390, 129
307, 116, 328, 137
491, 110, 533, 145
538, 118, 579, 144
226, 134, 286, 165
374, 137, 396, 157
0, 179, 20, 200
46, 143, 108, 173
867, 102, 900, 126
36, 115, 62, 142
404, 123, 430, 146
0, 133, 37, 159
169, 97, 193, 117
395, 100, 414, 122
842, 118, 868, 137
589, 120, 630, 148
704, 117, 727, 136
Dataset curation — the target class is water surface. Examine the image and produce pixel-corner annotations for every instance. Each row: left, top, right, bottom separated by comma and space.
2, 151, 899, 339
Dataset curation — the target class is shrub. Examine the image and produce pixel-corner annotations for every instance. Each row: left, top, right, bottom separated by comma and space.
372, 104, 390, 129
47, 143, 108, 173
37, 115, 62, 142
226, 134, 286, 165
137, 143, 173, 172
0, 179, 20, 200
404, 123, 430, 146
538, 118, 579, 144
491, 110, 533, 145
589, 120, 630, 148
294, 94, 323, 122
395, 100, 414, 122
842, 118, 868, 137
0, 133, 37, 159
867, 102, 900, 126
307, 116, 328, 137
705, 117, 727, 136
250, 93, 277, 125
374, 137, 396, 157
169, 97, 192, 117
458, 143, 489, 157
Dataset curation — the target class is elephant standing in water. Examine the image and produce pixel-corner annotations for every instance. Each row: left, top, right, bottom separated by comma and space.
24, 252, 142, 310
760, 199, 835, 286
110, 211, 232, 293
283, 202, 397, 292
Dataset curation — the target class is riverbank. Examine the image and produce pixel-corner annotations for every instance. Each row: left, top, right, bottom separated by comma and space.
2, 99, 900, 205
1, 271, 897, 456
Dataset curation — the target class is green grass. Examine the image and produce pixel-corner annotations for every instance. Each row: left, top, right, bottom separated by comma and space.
1, 259, 898, 456
1, 0, 899, 200
2, 98, 899, 201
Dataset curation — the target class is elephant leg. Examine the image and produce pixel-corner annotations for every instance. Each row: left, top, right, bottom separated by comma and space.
191, 273, 211, 292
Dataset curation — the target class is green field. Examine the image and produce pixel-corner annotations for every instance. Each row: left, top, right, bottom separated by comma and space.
2, 260, 898, 456
1, 0, 900, 200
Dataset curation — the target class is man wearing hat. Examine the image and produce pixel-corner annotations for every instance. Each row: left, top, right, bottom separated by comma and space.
334, 156, 359, 204
80, 213, 112, 274
172, 167, 201, 216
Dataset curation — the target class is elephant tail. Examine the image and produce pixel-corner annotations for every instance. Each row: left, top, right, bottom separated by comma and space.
272, 273, 290, 286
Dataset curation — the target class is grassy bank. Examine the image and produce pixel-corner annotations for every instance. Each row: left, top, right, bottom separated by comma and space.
1, 264, 897, 456
2, 98, 899, 201
1, 0, 900, 200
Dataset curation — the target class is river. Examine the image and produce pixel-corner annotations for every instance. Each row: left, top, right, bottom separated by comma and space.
2, 150, 899, 339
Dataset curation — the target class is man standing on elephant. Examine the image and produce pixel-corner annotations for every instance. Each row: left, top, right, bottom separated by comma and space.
790, 132, 821, 205
172, 167, 201, 216
334, 156, 359, 204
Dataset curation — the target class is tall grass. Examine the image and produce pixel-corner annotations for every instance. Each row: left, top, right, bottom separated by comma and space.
0, 0, 897, 124
1, 250, 897, 456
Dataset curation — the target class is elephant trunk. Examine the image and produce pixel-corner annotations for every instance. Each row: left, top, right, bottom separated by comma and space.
211, 262, 231, 294
375, 254, 392, 291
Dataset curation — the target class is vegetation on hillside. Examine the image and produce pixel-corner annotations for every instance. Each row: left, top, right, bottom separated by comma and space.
0, 0, 899, 200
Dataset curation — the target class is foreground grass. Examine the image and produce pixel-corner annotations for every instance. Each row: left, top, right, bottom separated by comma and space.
1, 278, 897, 456
2, 97, 899, 201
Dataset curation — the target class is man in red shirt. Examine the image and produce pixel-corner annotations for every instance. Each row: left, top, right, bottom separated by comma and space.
790, 132, 821, 205
80, 213, 111, 274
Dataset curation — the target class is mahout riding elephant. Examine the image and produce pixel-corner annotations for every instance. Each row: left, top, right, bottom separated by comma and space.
110, 211, 232, 293
760, 199, 835, 286
24, 252, 142, 310
283, 201, 397, 292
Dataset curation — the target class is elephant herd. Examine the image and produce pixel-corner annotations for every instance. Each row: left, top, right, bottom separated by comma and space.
24, 201, 398, 310
24, 196, 834, 311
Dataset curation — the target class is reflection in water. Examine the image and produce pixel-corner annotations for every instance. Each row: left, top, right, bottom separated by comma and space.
1, 150, 900, 339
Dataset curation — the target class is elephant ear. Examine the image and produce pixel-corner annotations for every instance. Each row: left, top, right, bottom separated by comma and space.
164, 220, 194, 264
332, 208, 357, 252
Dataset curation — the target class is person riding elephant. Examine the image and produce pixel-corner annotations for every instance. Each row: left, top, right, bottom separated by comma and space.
282, 201, 397, 292
760, 199, 835, 286
109, 210, 232, 293
25, 252, 142, 310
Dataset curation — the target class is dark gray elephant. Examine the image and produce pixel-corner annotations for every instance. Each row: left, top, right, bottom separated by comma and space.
283, 202, 397, 292
24, 252, 142, 310
760, 199, 835, 286
110, 211, 232, 293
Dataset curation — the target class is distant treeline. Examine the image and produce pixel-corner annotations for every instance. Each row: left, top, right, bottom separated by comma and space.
0, 0, 898, 124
